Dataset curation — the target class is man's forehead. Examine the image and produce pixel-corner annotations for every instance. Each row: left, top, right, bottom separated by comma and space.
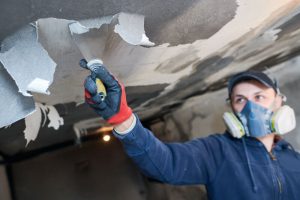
231, 80, 275, 96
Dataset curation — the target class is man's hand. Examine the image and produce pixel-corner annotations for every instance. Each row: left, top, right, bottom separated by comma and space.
81, 59, 132, 125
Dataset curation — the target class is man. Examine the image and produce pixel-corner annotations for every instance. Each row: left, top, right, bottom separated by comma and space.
82, 59, 299, 200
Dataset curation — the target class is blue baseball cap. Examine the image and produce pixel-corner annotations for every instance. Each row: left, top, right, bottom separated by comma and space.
228, 71, 278, 98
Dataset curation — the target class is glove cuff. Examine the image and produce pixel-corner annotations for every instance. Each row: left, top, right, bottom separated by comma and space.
107, 84, 132, 125
107, 106, 132, 125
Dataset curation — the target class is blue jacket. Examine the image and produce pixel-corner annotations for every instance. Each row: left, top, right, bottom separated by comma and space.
114, 116, 300, 200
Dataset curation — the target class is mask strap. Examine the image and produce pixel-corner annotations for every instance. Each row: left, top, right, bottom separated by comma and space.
278, 93, 287, 102
274, 79, 287, 102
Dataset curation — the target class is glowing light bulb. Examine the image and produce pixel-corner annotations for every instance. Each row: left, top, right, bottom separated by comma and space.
103, 134, 111, 142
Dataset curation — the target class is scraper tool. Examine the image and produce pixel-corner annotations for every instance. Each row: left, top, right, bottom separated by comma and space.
68, 22, 109, 99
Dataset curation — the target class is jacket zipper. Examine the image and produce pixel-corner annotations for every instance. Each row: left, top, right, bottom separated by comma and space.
277, 177, 282, 194
269, 151, 283, 195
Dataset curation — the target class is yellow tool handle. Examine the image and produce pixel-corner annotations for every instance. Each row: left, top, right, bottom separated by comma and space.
95, 78, 107, 97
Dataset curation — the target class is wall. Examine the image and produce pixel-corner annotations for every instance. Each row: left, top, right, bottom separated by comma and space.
10, 135, 207, 200
11, 137, 147, 200
0, 163, 11, 200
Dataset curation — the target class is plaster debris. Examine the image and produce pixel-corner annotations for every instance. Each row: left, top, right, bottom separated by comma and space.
69, 22, 91, 35
113, 13, 155, 46
47, 105, 64, 130
32, 14, 194, 105
24, 103, 64, 145
69, 16, 113, 34
24, 103, 43, 146
0, 24, 56, 96
27, 78, 51, 94
0, 24, 56, 128
0, 64, 35, 128
69, 13, 154, 46
69, 12, 154, 62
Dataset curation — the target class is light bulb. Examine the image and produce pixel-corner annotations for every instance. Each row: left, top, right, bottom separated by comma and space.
103, 134, 111, 142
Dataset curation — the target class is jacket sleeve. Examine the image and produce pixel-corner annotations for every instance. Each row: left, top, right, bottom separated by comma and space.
113, 115, 226, 185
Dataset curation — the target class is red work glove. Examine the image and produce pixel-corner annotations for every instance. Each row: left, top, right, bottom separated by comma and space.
80, 59, 132, 125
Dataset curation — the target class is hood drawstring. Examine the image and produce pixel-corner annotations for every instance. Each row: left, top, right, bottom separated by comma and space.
242, 137, 258, 192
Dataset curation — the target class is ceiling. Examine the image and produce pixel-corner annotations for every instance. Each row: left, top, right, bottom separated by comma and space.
1, 0, 300, 159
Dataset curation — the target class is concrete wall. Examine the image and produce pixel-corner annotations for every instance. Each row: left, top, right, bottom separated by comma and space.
0, 164, 11, 200
10, 136, 207, 200
11, 137, 147, 200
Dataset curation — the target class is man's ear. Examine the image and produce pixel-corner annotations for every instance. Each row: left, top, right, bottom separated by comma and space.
225, 98, 235, 111
274, 94, 283, 109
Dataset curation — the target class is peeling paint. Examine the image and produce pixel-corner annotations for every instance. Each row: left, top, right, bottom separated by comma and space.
113, 13, 154, 46
24, 103, 64, 145
0, 24, 56, 96
69, 13, 154, 63
24, 103, 42, 146
27, 78, 51, 95
31, 15, 195, 104
34, 18, 88, 105
0, 64, 35, 128
47, 105, 64, 130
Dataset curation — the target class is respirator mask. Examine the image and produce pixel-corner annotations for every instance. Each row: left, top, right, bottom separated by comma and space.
223, 100, 296, 138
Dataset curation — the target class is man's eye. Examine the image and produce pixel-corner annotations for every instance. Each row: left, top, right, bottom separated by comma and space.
255, 95, 265, 101
235, 98, 246, 104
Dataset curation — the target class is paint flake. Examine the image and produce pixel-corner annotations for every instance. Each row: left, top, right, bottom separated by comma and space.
24, 103, 64, 145
0, 64, 35, 128
0, 24, 56, 96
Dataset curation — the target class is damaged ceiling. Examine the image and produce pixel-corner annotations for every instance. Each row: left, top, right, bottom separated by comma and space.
1, 0, 300, 157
